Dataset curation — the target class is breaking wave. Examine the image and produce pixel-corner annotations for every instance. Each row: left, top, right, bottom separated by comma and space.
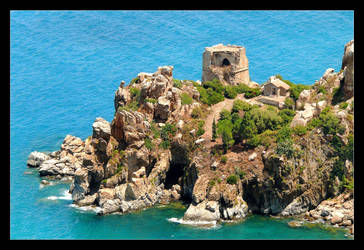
69, 204, 102, 214
167, 217, 221, 229
46, 190, 72, 201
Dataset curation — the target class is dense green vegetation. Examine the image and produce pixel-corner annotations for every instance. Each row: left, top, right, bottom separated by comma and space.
214, 99, 293, 151
196, 79, 261, 106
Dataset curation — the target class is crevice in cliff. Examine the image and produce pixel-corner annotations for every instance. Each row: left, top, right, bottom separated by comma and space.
164, 162, 184, 190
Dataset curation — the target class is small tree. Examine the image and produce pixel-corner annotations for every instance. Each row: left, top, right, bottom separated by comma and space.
221, 129, 234, 154
212, 117, 217, 142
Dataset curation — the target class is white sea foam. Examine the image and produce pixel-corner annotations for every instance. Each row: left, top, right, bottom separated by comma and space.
69, 204, 102, 214
167, 217, 220, 229
46, 190, 72, 201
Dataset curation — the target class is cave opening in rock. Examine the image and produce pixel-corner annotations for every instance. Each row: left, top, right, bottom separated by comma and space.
164, 163, 184, 190
222, 58, 231, 66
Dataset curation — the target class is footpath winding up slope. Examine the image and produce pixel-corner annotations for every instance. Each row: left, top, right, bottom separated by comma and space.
201, 93, 246, 147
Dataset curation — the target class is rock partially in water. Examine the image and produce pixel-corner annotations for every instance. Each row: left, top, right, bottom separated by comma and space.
288, 220, 303, 228
27, 151, 50, 168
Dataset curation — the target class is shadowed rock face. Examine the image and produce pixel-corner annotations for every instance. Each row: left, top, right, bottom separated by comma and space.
341, 40, 354, 100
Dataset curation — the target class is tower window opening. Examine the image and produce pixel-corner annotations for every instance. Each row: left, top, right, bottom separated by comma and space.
222, 58, 231, 66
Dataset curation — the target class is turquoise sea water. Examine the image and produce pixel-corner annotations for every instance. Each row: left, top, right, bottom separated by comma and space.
10, 10, 354, 239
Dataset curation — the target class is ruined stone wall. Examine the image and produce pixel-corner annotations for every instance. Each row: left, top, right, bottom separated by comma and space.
202, 45, 250, 85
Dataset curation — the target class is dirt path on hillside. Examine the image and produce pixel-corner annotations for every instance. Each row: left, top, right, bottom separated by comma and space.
201, 93, 246, 148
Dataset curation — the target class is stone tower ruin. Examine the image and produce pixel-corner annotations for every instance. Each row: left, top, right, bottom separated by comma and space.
202, 44, 250, 85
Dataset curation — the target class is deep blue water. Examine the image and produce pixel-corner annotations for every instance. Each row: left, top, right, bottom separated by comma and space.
10, 10, 353, 239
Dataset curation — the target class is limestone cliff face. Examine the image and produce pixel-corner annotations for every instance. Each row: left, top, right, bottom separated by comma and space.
27, 42, 353, 234
242, 132, 336, 216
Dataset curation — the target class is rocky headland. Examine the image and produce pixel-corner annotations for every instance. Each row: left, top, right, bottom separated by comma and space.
27, 41, 354, 236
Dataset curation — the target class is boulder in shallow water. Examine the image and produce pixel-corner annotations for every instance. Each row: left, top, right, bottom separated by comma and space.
27, 151, 50, 168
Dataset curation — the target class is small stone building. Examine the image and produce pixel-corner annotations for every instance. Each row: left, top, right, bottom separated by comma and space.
202, 44, 250, 85
263, 76, 290, 96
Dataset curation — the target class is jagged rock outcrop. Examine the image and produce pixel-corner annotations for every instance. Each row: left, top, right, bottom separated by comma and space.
111, 110, 150, 146
28, 135, 85, 177
114, 81, 131, 112
341, 40, 354, 100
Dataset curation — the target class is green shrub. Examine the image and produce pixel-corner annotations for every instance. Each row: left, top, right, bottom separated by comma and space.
129, 76, 140, 85
224, 85, 238, 99
117, 101, 139, 112
161, 123, 177, 140
258, 130, 276, 147
220, 155, 228, 164
276, 126, 292, 143
234, 83, 252, 94
150, 122, 160, 139
219, 109, 231, 121
279, 109, 296, 126
203, 78, 225, 94
221, 129, 234, 153
307, 118, 322, 130
290, 84, 310, 101
217, 119, 234, 152
237, 170, 246, 179
339, 102, 349, 110
196, 120, 205, 137
197, 127, 205, 137
144, 138, 154, 150
244, 88, 261, 99
276, 139, 295, 158
232, 99, 252, 113
317, 85, 327, 94
173, 79, 183, 89
226, 175, 239, 185
246, 134, 261, 148
248, 108, 283, 133
180, 92, 193, 105
129, 87, 141, 99
159, 123, 177, 149
144, 98, 157, 104
319, 112, 344, 135
236, 111, 257, 141
266, 105, 278, 113
197, 79, 226, 105
284, 97, 295, 110
292, 125, 307, 136
208, 180, 216, 188
233, 83, 261, 99
159, 140, 170, 149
